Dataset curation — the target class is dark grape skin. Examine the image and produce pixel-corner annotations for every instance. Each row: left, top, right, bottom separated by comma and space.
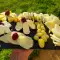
5, 10, 10, 16
21, 17, 27, 23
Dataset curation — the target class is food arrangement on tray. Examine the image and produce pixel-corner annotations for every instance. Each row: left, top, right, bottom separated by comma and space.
0, 10, 60, 49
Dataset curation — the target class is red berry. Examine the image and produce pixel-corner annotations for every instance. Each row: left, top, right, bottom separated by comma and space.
12, 32, 18, 40
5, 10, 10, 16
21, 17, 26, 23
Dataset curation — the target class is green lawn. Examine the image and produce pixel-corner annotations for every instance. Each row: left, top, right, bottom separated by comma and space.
0, 0, 60, 60
0, 0, 60, 17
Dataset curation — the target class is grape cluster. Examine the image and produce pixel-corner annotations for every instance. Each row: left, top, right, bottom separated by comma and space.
34, 22, 49, 48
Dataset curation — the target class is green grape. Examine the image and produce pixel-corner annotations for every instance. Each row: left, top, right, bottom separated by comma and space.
41, 25, 45, 30
41, 35, 47, 42
34, 22, 38, 25
37, 32, 43, 37
41, 30, 46, 34
37, 24, 41, 29
41, 34, 49, 42
34, 35, 39, 41
37, 29, 41, 33
40, 23, 43, 26
38, 39, 45, 48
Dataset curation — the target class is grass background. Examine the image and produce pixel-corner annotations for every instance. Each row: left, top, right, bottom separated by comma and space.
0, 0, 60, 17
0, 0, 60, 60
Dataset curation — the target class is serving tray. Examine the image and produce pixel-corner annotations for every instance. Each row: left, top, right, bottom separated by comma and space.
0, 11, 60, 49
0, 22, 58, 49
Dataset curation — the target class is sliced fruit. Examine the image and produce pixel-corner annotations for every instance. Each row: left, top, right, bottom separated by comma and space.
43, 14, 50, 23
52, 24, 60, 38
0, 32, 25, 45
0, 14, 6, 21
50, 34, 60, 46
0, 33, 19, 45
38, 13, 43, 20
34, 13, 38, 20
23, 12, 30, 18
3, 21, 11, 27
49, 14, 60, 25
18, 14, 23, 20
18, 32, 25, 36
18, 36, 33, 49
50, 34, 60, 42
0, 34, 9, 43
7, 33, 19, 45
53, 41, 60, 46
23, 22, 30, 34
0, 25, 5, 35
27, 20, 35, 29
4, 27, 11, 33
45, 15, 60, 30
30, 12, 34, 19
15, 22, 23, 31
45, 20, 55, 30
10, 13, 17, 17
3, 21, 11, 33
